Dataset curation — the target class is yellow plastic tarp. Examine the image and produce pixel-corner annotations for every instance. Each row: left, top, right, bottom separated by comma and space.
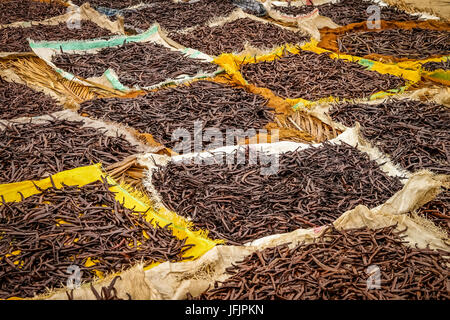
0, 164, 221, 272
214, 40, 421, 110
404, 56, 450, 86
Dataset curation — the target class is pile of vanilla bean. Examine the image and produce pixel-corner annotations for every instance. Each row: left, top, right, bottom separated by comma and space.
0, 119, 139, 183
167, 18, 309, 56
70, 0, 148, 10
329, 99, 450, 174
415, 188, 449, 236
0, 0, 67, 25
0, 178, 192, 299
0, 21, 114, 52
421, 59, 450, 72
152, 143, 403, 244
52, 41, 217, 88
274, 0, 418, 24
337, 28, 450, 59
0, 77, 62, 120
66, 276, 131, 300
121, 0, 237, 32
79, 80, 274, 151
192, 225, 449, 300
241, 50, 406, 100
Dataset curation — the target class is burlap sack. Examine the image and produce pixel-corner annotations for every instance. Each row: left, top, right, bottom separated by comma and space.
301, 92, 450, 234
263, 0, 338, 39
42, 168, 448, 300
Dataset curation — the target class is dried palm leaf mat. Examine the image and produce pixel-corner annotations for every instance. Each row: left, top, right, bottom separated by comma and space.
0, 76, 63, 120
0, 56, 127, 104
240, 49, 406, 101
118, 0, 237, 33
275, 111, 341, 143
329, 99, 450, 175
167, 17, 310, 57
0, 178, 192, 299
151, 142, 403, 245
271, 0, 420, 25
0, 20, 117, 53
52, 41, 217, 89
0, 0, 68, 25
79, 80, 275, 152
191, 225, 449, 300
0, 119, 140, 183
105, 155, 149, 192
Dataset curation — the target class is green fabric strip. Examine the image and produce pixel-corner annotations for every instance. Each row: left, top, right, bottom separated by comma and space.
429, 71, 450, 81
29, 25, 158, 51
104, 69, 129, 91
358, 59, 375, 69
